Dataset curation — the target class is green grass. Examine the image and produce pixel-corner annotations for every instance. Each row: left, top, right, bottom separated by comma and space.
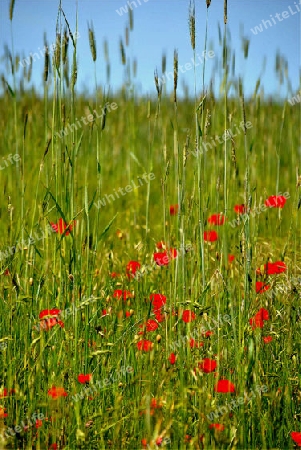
0, 1, 300, 449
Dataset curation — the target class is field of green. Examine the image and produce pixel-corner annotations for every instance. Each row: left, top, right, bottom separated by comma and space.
0, 1, 300, 449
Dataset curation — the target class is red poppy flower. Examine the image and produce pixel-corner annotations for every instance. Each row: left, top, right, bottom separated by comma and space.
291, 432, 301, 447
265, 195, 287, 208
170, 204, 179, 215
228, 254, 235, 263
150, 398, 162, 409
110, 272, 120, 278
209, 423, 225, 431
136, 340, 153, 351
154, 248, 177, 266
214, 379, 235, 393
249, 308, 269, 329
190, 338, 203, 348
250, 315, 264, 328
113, 290, 133, 301
154, 312, 166, 323
204, 230, 218, 242
271, 261, 287, 274
169, 352, 176, 364
51, 218, 75, 236
47, 386, 68, 399
141, 439, 148, 448
256, 281, 270, 294
156, 437, 163, 446
263, 336, 273, 344
208, 214, 226, 226
258, 308, 269, 321
0, 407, 8, 418
156, 241, 166, 249
234, 204, 247, 214
39, 309, 61, 319
39, 317, 65, 331
204, 330, 214, 337
256, 261, 287, 276
126, 260, 141, 278
0, 388, 15, 398
50, 444, 58, 450
145, 319, 159, 332
198, 358, 217, 373
35, 419, 43, 429
150, 294, 167, 312
184, 435, 192, 443
125, 311, 132, 318
182, 310, 196, 323
77, 374, 92, 384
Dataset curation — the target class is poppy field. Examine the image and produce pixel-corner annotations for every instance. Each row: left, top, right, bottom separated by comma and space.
0, 0, 300, 449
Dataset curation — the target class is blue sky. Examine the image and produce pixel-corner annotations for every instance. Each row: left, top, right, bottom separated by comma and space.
0, 0, 300, 98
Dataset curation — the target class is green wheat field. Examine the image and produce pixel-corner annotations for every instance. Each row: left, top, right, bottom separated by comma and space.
0, 0, 300, 449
